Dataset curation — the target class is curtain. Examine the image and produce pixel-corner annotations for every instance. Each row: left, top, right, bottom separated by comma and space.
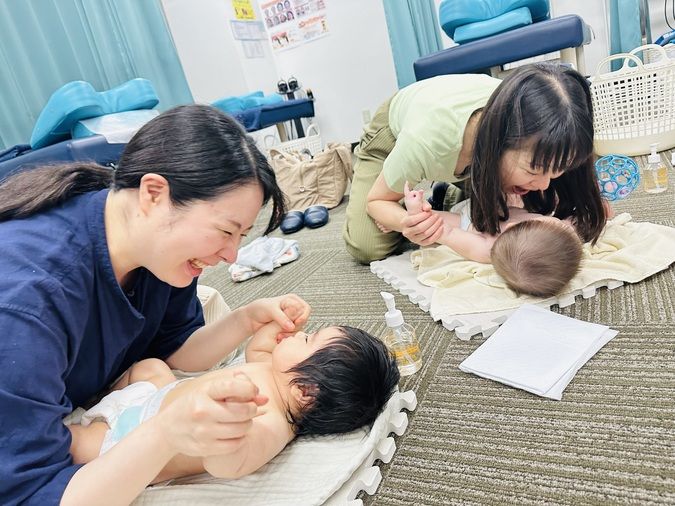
0, 0, 193, 150
607, 0, 643, 70
382, 0, 443, 88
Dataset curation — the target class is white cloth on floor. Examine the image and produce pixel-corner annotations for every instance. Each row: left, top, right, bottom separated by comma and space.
228, 236, 299, 282
459, 304, 618, 400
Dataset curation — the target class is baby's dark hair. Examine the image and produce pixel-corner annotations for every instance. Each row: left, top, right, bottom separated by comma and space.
286, 326, 400, 436
491, 219, 583, 297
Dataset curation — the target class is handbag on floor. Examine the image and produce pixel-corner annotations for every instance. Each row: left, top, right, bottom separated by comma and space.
269, 142, 353, 211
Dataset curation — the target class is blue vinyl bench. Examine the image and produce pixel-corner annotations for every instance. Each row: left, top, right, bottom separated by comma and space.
230, 98, 315, 141
0, 135, 122, 182
414, 14, 592, 81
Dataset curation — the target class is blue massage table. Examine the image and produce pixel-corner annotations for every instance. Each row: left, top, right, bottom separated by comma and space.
228, 98, 315, 141
415, 14, 591, 81
0, 79, 159, 181
0, 136, 123, 181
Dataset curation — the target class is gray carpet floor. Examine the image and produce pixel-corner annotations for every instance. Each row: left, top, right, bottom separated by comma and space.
199, 161, 675, 505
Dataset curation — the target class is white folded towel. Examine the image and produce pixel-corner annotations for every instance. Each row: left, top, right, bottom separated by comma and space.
459, 304, 618, 400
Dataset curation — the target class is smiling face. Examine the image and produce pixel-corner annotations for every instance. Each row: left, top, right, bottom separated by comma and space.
272, 326, 343, 373
145, 182, 264, 287
499, 148, 565, 196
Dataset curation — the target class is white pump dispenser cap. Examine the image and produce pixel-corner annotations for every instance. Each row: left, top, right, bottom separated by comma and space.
381, 291, 404, 328
648, 143, 660, 164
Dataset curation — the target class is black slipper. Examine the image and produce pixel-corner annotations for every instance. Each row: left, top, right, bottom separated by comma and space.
303, 205, 329, 229
280, 210, 305, 234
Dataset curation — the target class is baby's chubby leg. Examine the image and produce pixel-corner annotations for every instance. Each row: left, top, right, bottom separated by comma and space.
111, 358, 176, 391
68, 421, 109, 464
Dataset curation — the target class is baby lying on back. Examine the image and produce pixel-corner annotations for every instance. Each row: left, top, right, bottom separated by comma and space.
68, 321, 400, 481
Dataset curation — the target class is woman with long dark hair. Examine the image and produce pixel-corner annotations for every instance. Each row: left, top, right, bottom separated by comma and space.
343, 63, 607, 263
0, 104, 310, 504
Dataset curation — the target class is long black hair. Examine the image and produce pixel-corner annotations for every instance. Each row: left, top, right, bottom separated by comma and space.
0, 104, 286, 234
470, 63, 606, 243
286, 326, 400, 437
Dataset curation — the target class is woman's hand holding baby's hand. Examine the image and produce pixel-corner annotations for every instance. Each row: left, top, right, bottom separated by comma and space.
402, 207, 444, 246
245, 294, 311, 335
157, 372, 266, 457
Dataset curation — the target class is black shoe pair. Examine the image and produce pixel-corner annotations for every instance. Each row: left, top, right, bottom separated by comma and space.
280, 205, 329, 234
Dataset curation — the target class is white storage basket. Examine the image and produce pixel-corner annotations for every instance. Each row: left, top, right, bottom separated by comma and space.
643, 43, 675, 64
589, 44, 675, 156
265, 123, 323, 158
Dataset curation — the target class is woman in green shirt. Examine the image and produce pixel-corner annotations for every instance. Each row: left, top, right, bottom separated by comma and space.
343, 63, 607, 264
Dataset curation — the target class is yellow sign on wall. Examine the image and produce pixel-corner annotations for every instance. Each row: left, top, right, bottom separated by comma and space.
233, 0, 256, 20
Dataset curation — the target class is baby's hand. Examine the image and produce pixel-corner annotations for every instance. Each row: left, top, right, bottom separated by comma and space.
403, 181, 425, 215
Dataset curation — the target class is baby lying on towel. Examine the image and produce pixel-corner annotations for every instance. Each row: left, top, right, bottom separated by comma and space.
67, 322, 399, 482
411, 212, 675, 316
404, 183, 583, 297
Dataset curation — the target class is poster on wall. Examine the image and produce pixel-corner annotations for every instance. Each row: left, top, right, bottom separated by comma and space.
232, 0, 256, 20
230, 20, 267, 40
259, 0, 329, 51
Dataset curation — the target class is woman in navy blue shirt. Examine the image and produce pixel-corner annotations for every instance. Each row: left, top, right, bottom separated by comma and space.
0, 104, 310, 505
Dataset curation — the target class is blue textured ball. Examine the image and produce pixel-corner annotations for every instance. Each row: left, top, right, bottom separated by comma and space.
595, 155, 640, 201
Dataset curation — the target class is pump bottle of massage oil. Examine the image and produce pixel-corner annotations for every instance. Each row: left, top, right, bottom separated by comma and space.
643, 143, 668, 194
380, 291, 421, 376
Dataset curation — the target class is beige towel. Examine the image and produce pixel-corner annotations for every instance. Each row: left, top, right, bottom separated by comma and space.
411, 213, 675, 315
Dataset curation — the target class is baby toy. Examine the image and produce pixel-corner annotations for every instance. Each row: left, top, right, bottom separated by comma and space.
594, 154, 640, 201
403, 181, 425, 213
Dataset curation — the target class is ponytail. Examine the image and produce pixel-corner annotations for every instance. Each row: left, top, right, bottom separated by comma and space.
0, 104, 286, 232
0, 164, 112, 221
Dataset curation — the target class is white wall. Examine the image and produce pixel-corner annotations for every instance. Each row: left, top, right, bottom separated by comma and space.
550, 0, 610, 74
161, 0, 397, 144
272, 0, 398, 143
162, 0, 282, 103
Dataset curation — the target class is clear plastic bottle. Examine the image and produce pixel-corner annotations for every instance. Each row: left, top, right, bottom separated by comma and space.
380, 292, 421, 376
643, 143, 668, 194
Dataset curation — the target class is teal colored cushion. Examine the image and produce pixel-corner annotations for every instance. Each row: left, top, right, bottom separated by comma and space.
211, 96, 246, 113
242, 94, 283, 108
30, 78, 159, 149
439, 0, 549, 41
212, 91, 284, 114
454, 7, 532, 44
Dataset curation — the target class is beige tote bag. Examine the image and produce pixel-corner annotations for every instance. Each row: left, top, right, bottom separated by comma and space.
269, 143, 353, 211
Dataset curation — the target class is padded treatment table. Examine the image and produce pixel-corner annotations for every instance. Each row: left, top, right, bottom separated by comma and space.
414, 14, 591, 80
233, 98, 315, 140
0, 135, 122, 181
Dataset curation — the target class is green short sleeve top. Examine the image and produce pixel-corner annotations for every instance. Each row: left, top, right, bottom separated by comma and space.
384, 74, 501, 192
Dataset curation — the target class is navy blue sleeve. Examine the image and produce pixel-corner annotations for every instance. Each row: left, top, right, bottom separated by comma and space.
144, 278, 205, 360
0, 306, 82, 505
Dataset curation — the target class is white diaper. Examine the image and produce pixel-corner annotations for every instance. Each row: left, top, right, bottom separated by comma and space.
81, 379, 188, 455
450, 199, 472, 231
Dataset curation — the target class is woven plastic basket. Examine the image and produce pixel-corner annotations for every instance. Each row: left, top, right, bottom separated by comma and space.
265, 123, 323, 158
590, 44, 675, 156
